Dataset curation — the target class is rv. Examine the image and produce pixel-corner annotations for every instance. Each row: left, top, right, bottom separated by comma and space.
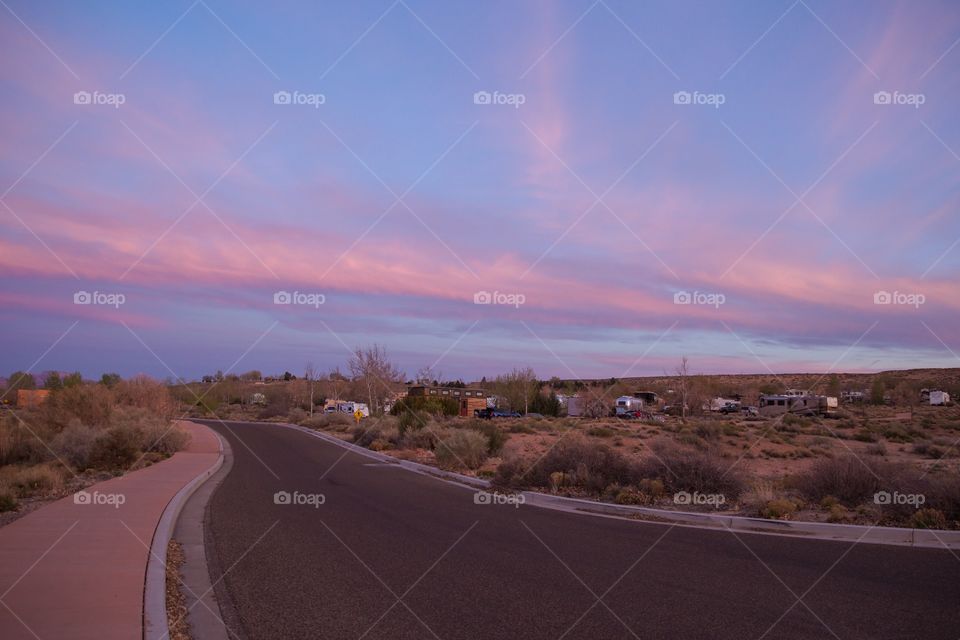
615, 396, 644, 415
759, 393, 836, 417
930, 390, 951, 406
336, 401, 370, 417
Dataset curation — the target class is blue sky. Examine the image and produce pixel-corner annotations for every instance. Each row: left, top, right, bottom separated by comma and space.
1, 0, 959, 381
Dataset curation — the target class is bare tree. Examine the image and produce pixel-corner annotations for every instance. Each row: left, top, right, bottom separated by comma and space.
580, 384, 611, 418
494, 367, 537, 413
328, 366, 346, 405
415, 365, 441, 386
305, 362, 316, 416
348, 344, 404, 415
676, 356, 690, 422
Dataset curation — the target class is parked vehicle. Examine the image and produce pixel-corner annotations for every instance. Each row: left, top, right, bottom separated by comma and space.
474, 408, 521, 419
718, 402, 741, 414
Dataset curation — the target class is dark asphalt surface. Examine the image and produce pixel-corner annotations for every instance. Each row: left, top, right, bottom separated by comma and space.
199, 420, 960, 640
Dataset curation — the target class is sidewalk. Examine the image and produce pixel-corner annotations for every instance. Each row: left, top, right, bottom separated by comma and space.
0, 421, 221, 640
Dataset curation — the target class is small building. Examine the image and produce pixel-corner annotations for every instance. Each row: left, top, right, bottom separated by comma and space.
929, 390, 951, 406
407, 385, 487, 417
16, 389, 50, 409
566, 396, 583, 417
632, 391, 660, 405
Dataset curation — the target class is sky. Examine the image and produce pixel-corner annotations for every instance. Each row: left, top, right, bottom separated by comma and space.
1, 0, 959, 383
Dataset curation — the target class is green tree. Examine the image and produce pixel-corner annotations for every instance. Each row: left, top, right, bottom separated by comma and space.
5, 371, 36, 394
825, 374, 841, 397
870, 378, 886, 405
43, 371, 63, 390
531, 390, 561, 416
63, 372, 83, 388
100, 373, 122, 387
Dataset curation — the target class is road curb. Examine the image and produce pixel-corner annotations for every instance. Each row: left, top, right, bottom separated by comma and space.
144, 423, 225, 640
207, 419, 960, 550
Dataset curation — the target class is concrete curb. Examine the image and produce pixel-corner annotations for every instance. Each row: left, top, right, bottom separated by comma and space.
252, 420, 960, 550
144, 424, 225, 640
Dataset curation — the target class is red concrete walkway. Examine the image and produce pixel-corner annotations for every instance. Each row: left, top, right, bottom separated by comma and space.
0, 421, 220, 640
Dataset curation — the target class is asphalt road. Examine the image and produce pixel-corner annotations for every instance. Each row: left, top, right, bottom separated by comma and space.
198, 420, 960, 640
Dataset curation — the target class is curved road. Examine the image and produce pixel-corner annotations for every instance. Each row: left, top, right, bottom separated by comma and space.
198, 420, 960, 640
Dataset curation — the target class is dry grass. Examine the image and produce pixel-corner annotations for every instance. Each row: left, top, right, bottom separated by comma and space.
165, 539, 193, 640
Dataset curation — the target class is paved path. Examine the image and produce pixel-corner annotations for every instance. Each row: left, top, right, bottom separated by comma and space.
0, 421, 220, 640
202, 419, 960, 640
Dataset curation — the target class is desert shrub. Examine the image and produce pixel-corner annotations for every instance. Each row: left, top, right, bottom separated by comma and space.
827, 504, 848, 523
866, 442, 887, 457
637, 441, 745, 499
912, 440, 946, 459
434, 430, 488, 471
51, 420, 98, 469
676, 429, 705, 449
398, 410, 431, 436
883, 424, 912, 443
794, 455, 893, 505
493, 437, 637, 494
0, 486, 16, 512
0, 412, 55, 465
351, 424, 382, 448
760, 498, 798, 519
299, 414, 328, 429
286, 407, 308, 424
853, 429, 878, 443
390, 396, 459, 417
257, 402, 288, 419
0, 464, 64, 497
403, 428, 439, 450
298, 412, 353, 430
587, 426, 614, 438
114, 375, 175, 418
42, 383, 115, 429
820, 495, 840, 509
695, 423, 722, 440
508, 422, 536, 434
89, 427, 142, 470
140, 421, 190, 456
465, 420, 507, 456
910, 508, 947, 529
923, 475, 960, 523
